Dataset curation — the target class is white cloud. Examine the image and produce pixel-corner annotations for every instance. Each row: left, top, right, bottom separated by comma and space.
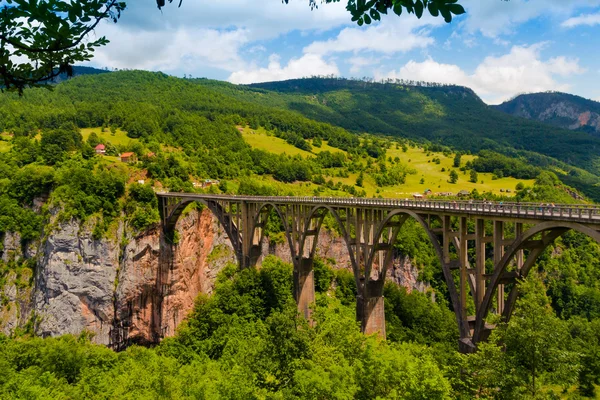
304, 16, 441, 56
378, 44, 585, 104
461, 0, 600, 37
228, 53, 339, 84
116, 1, 349, 42
348, 56, 380, 74
91, 24, 250, 73
87, 0, 351, 74
562, 13, 600, 28
247, 45, 267, 54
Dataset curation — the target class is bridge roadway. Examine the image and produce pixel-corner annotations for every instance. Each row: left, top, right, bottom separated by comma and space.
158, 193, 600, 352
158, 193, 600, 224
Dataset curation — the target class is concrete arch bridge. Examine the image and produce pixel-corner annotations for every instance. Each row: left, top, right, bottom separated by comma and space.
158, 194, 600, 352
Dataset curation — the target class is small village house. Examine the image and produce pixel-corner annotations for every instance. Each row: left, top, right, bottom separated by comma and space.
120, 152, 137, 163
95, 144, 106, 155
202, 179, 220, 188
458, 190, 470, 197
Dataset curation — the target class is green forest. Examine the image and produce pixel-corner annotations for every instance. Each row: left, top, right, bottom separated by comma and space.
1, 257, 599, 399
0, 71, 600, 398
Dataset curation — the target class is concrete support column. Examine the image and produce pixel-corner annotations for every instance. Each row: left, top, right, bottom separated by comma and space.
475, 219, 486, 312
515, 223, 524, 270
240, 201, 252, 268
459, 217, 468, 329
294, 257, 315, 321
357, 279, 386, 339
494, 221, 505, 314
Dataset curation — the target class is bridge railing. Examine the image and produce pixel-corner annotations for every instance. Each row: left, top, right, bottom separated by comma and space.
157, 193, 600, 223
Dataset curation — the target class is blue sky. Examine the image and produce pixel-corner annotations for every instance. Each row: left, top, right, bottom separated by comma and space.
87, 0, 600, 104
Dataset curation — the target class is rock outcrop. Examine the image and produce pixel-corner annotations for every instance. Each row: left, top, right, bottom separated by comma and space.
494, 92, 600, 135
0, 208, 423, 348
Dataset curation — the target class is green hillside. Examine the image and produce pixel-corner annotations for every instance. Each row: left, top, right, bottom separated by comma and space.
239, 126, 533, 197
195, 77, 600, 201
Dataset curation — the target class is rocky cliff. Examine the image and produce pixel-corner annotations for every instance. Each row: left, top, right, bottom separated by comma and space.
494, 92, 600, 135
0, 208, 423, 348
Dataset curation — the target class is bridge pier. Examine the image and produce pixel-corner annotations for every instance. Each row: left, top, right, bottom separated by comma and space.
294, 257, 316, 321
357, 279, 386, 339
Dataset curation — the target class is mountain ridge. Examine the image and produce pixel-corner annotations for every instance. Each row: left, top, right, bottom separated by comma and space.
493, 91, 600, 136
196, 77, 600, 175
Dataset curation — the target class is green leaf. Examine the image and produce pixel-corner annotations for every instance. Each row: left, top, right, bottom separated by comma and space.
448, 4, 465, 15
363, 14, 372, 24
414, 0, 424, 18
427, 2, 439, 16
392, 2, 403, 16
439, 6, 452, 22
370, 9, 381, 21
358, 16, 364, 26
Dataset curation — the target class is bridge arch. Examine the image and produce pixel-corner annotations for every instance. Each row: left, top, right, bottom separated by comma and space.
473, 221, 600, 344
248, 202, 298, 266
365, 209, 465, 336
163, 198, 244, 266
297, 205, 358, 279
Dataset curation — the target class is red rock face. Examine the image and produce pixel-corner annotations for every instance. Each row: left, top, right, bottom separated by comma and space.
111, 208, 236, 349
3, 206, 423, 349
579, 111, 591, 127
109, 209, 425, 348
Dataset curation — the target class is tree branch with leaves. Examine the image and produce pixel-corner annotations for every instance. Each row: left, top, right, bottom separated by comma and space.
0, 0, 126, 94
284, 0, 465, 25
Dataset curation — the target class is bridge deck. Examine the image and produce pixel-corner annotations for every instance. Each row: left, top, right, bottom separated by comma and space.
157, 193, 600, 225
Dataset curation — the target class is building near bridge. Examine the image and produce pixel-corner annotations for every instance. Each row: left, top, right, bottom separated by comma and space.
120, 152, 137, 163
202, 179, 220, 188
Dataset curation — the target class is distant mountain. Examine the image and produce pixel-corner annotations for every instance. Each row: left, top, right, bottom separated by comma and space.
493, 92, 600, 136
51, 66, 109, 84
197, 78, 600, 175
194, 77, 600, 200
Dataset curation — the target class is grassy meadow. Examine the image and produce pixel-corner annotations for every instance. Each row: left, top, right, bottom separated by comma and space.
240, 128, 534, 198
0, 132, 12, 153
80, 127, 137, 146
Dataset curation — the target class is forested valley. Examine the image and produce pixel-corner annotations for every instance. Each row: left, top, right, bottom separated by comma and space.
0, 71, 599, 398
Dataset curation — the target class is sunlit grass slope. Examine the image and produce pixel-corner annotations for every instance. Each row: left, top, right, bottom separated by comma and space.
241, 128, 534, 198
80, 127, 137, 146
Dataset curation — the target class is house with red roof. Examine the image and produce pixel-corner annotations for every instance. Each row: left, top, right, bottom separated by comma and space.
120, 152, 137, 163
95, 144, 106, 155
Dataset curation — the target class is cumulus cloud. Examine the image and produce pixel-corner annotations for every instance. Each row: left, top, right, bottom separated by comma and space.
304, 16, 441, 56
348, 56, 380, 74
561, 13, 600, 28
112, 1, 349, 42
88, 1, 350, 74
91, 24, 250, 72
228, 53, 339, 84
461, 0, 600, 37
378, 44, 585, 104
